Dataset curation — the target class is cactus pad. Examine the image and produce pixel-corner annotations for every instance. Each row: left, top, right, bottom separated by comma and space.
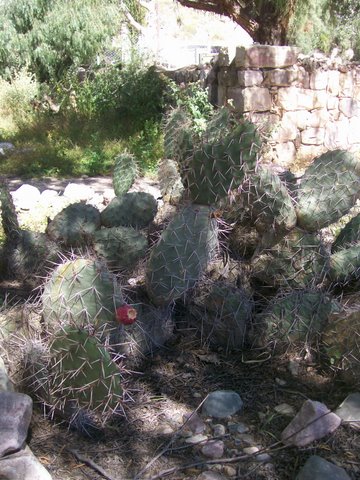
146, 205, 218, 305
332, 213, 360, 252
112, 153, 138, 196
100, 192, 158, 229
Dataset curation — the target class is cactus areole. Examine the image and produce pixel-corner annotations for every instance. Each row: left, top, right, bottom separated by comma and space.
116, 305, 137, 325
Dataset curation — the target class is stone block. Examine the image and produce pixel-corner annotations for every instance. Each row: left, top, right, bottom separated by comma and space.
277, 87, 327, 111
270, 120, 298, 143
307, 109, 330, 128
301, 127, 325, 145
235, 45, 299, 69
348, 117, 360, 144
324, 119, 350, 149
245, 112, 280, 134
274, 142, 297, 167
282, 111, 309, 131
327, 96, 339, 110
227, 86, 272, 112
263, 67, 298, 87
296, 145, 327, 163
327, 70, 341, 96
237, 70, 263, 87
339, 98, 360, 117
310, 70, 329, 90
339, 71, 354, 97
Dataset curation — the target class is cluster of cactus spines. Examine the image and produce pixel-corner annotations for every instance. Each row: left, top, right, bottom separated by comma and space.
189, 281, 253, 352
332, 212, 360, 252
251, 228, 329, 289
112, 153, 138, 197
41, 258, 123, 333
48, 327, 123, 418
255, 290, 341, 346
146, 205, 218, 305
46, 202, 101, 247
100, 192, 158, 229
296, 150, 360, 232
240, 165, 297, 237
184, 120, 261, 205
93, 226, 147, 270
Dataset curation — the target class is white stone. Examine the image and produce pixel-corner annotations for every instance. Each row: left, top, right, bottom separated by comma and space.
270, 120, 298, 143
277, 88, 327, 111
327, 96, 339, 110
339, 71, 354, 96
274, 403, 296, 416
324, 119, 350, 149
235, 45, 299, 68
227, 86, 272, 112
0, 445, 53, 480
296, 145, 326, 163
348, 117, 360, 144
327, 70, 341, 95
11, 185, 41, 210
274, 142, 297, 168
339, 98, 360, 117
63, 183, 94, 202
310, 70, 329, 90
237, 70, 263, 87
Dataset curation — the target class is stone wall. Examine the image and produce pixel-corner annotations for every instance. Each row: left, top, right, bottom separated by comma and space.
211, 45, 360, 169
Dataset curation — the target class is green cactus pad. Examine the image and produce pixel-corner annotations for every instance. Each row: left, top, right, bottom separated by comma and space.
189, 281, 253, 351
146, 204, 218, 305
332, 213, 360, 252
329, 245, 360, 286
46, 202, 101, 247
100, 192, 158, 229
240, 166, 297, 236
251, 228, 329, 289
296, 150, 360, 232
42, 258, 123, 332
157, 159, 184, 205
184, 121, 261, 205
257, 289, 340, 345
93, 226, 147, 270
112, 153, 138, 197
48, 327, 122, 414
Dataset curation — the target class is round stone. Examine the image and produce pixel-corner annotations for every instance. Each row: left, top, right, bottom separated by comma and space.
202, 391, 244, 419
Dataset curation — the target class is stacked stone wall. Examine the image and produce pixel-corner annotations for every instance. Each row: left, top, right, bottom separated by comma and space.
212, 45, 360, 169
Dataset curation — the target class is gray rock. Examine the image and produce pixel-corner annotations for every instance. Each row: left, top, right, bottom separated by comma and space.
281, 400, 341, 447
0, 357, 14, 392
296, 455, 351, 480
0, 142, 15, 156
201, 440, 225, 459
182, 412, 206, 434
12, 185, 41, 210
197, 472, 227, 480
0, 445, 53, 479
213, 424, 226, 436
202, 391, 243, 419
0, 392, 33, 457
184, 434, 208, 444
228, 422, 249, 434
335, 393, 360, 430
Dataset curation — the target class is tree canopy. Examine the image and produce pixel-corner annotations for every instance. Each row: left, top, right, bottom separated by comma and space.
175, 0, 360, 55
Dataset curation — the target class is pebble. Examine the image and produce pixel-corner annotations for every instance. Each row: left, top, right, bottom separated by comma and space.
243, 446, 259, 455
184, 434, 208, 444
228, 422, 249, 434
197, 471, 227, 480
201, 440, 225, 459
335, 392, 360, 430
295, 455, 351, 480
274, 403, 296, 416
281, 400, 341, 447
183, 412, 206, 434
222, 466, 237, 477
212, 424, 226, 436
235, 433, 256, 445
202, 391, 243, 419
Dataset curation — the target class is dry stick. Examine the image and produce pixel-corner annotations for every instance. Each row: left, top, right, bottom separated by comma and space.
140, 408, 339, 480
69, 449, 119, 480
133, 394, 210, 480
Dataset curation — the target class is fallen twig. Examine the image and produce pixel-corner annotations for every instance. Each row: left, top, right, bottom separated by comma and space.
69, 449, 119, 480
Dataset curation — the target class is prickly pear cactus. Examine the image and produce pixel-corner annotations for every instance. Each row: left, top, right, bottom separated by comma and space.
46, 202, 101, 247
113, 153, 138, 197
0, 181, 19, 240
251, 228, 329, 289
157, 159, 184, 205
93, 226, 147, 270
146, 204, 218, 305
184, 120, 261, 205
240, 166, 297, 236
296, 150, 360, 232
100, 192, 158, 229
322, 296, 360, 386
255, 289, 341, 346
42, 258, 123, 332
48, 327, 123, 416
163, 107, 193, 164
332, 213, 360, 252
189, 280, 253, 352
328, 245, 360, 287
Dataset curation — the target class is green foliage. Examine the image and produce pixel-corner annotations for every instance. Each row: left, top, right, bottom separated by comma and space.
0, 0, 121, 82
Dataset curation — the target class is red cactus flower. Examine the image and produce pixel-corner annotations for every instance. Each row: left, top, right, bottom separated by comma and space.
116, 305, 137, 325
